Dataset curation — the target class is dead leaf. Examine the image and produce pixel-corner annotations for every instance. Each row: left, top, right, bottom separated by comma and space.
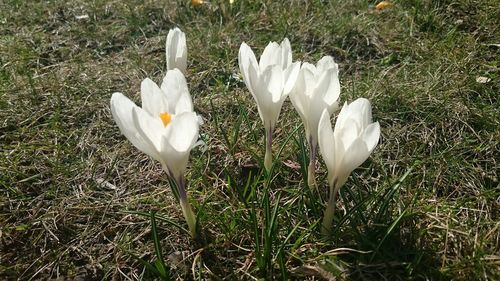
476, 76, 491, 84
283, 159, 301, 170
375, 1, 392, 10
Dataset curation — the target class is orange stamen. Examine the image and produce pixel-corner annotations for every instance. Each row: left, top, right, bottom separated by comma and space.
159, 112, 172, 127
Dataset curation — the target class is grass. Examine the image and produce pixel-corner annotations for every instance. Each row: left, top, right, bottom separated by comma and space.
1, 0, 498, 279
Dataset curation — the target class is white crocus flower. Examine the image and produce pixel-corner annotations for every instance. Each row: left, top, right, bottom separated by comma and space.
318, 98, 380, 234
238, 39, 300, 172
166, 27, 187, 74
110, 69, 199, 238
290, 56, 340, 188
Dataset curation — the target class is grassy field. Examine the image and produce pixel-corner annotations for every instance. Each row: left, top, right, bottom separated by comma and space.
1, 0, 498, 280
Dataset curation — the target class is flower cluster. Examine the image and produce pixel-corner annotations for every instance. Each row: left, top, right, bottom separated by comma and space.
239, 40, 381, 233
110, 28, 380, 238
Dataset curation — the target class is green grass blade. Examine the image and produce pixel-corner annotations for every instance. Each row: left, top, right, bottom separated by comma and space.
230, 105, 245, 153
167, 176, 180, 202
120, 210, 189, 236
150, 211, 170, 280
370, 208, 409, 262
374, 165, 413, 223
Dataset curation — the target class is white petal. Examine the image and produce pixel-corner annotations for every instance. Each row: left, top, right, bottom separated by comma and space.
283, 61, 301, 95
248, 63, 272, 123
340, 138, 370, 180
176, 31, 187, 74
250, 64, 284, 127
316, 68, 340, 106
301, 66, 315, 94
160, 112, 199, 180
301, 62, 317, 76
238, 42, 258, 94
166, 27, 187, 73
110, 93, 159, 159
313, 67, 331, 95
336, 117, 361, 149
259, 41, 280, 70
164, 111, 199, 152
165, 30, 175, 70
279, 38, 292, 69
132, 106, 164, 153
270, 98, 286, 129
333, 101, 349, 134
291, 67, 306, 96
316, 56, 338, 74
307, 89, 329, 142
318, 110, 336, 185
141, 78, 169, 117
289, 70, 308, 120
161, 69, 193, 114
305, 116, 321, 149
262, 65, 284, 103
362, 121, 380, 152
349, 98, 372, 127
161, 139, 189, 181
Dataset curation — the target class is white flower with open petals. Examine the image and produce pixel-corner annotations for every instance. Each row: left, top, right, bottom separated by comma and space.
166, 27, 187, 74
318, 98, 380, 234
110, 69, 198, 237
290, 56, 340, 188
238, 38, 300, 171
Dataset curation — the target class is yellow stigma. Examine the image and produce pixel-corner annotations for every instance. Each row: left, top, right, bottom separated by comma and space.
159, 112, 172, 127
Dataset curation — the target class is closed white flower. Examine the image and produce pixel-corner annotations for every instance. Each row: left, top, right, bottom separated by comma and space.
238, 39, 300, 171
290, 56, 340, 187
166, 27, 187, 74
318, 98, 380, 234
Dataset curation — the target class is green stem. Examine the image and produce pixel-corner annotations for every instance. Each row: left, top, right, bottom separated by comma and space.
179, 198, 197, 239
176, 175, 197, 239
321, 179, 338, 236
264, 125, 273, 172
307, 138, 317, 189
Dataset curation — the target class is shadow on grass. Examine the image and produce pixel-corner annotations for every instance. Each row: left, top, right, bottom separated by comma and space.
340, 215, 445, 281
292, 164, 446, 281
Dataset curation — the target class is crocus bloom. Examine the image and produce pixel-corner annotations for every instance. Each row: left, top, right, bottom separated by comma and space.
166, 27, 187, 74
110, 69, 199, 238
318, 98, 380, 234
290, 56, 340, 188
238, 39, 300, 172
